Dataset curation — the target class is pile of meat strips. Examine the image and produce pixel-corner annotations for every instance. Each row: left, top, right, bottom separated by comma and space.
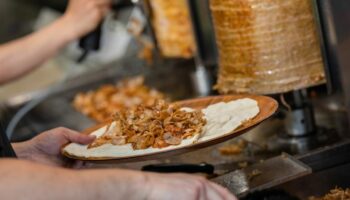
89, 100, 206, 150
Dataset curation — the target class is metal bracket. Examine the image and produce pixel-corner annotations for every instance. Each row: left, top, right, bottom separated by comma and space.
212, 153, 312, 197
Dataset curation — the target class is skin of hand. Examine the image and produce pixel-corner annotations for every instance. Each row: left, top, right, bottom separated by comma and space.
12, 127, 95, 167
59, 0, 112, 41
0, 159, 237, 200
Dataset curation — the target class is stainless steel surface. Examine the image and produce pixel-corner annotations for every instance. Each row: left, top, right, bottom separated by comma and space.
267, 92, 346, 154
212, 154, 311, 197
262, 88, 346, 155
187, 0, 217, 67
315, 0, 350, 126
284, 107, 316, 137
297, 140, 350, 172
313, 0, 333, 93
277, 162, 350, 199
191, 65, 212, 96
283, 90, 316, 137
267, 127, 339, 155
275, 141, 350, 199
187, 0, 216, 96
214, 170, 249, 197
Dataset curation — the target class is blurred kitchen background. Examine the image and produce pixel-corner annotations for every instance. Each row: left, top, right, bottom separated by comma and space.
0, 0, 200, 141
1, 0, 135, 102
2, 0, 350, 198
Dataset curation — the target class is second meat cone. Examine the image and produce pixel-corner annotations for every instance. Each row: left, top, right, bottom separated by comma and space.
210, 0, 326, 94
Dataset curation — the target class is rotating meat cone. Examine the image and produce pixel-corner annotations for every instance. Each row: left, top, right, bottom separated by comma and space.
210, 0, 326, 94
149, 0, 196, 58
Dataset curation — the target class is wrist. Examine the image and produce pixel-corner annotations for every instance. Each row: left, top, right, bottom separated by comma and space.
78, 169, 149, 200
52, 16, 79, 44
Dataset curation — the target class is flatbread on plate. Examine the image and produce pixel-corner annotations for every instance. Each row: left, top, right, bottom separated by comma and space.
62, 95, 277, 161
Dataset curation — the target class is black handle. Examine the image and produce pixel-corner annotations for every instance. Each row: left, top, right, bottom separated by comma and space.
79, 23, 103, 51
77, 0, 135, 62
141, 163, 215, 174
242, 189, 300, 200
77, 24, 102, 63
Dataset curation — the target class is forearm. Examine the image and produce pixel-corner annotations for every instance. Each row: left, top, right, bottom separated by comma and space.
0, 0, 111, 85
0, 18, 74, 84
79, 167, 148, 200
0, 159, 85, 200
0, 159, 147, 200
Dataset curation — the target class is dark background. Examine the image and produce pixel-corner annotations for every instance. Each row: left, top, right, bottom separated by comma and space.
0, 0, 68, 43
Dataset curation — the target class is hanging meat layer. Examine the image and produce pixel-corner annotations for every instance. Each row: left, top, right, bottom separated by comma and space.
149, 0, 196, 58
211, 0, 326, 94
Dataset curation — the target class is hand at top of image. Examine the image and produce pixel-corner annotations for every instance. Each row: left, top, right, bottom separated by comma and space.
59, 0, 112, 41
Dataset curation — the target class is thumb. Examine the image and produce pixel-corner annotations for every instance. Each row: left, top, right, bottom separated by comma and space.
63, 130, 96, 145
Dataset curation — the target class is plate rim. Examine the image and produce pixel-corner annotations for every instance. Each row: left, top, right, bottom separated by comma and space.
62, 94, 278, 162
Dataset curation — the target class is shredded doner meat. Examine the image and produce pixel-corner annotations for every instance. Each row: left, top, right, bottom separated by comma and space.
88, 100, 206, 150
73, 76, 167, 122
309, 188, 350, 200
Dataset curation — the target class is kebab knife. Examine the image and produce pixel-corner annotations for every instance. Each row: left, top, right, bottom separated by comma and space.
78, 0, 137, 62
142, 154, 311, 198
141, 161, 254, 177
